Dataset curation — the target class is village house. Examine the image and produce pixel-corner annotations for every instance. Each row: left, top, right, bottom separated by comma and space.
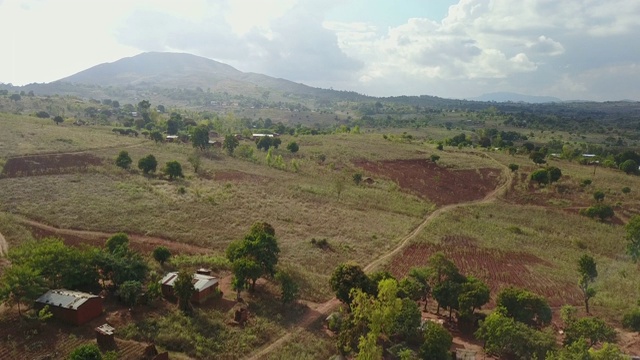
35, 289, 103, 325
160, 270, 219, 304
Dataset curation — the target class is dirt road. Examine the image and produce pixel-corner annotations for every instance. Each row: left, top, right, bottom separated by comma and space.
246, 155, 512, 359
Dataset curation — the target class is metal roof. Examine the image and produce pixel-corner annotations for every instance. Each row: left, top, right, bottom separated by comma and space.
36, 289, 99, 310
160, 272, 219, 292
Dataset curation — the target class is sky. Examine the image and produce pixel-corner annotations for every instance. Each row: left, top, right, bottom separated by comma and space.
0, 0, 638, 101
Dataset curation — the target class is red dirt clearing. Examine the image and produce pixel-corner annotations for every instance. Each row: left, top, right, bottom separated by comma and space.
1, 153, 103, 178
354, 159, 501, 206
389, 236, 582, 307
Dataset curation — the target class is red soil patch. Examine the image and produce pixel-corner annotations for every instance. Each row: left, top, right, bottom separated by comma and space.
354, 159, 501, 206
1, 153, 102, 178
389, 236, 582, 307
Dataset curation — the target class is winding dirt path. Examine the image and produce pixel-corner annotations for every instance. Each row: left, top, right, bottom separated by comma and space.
246, 153, 512, 360
15, 216, 210, 255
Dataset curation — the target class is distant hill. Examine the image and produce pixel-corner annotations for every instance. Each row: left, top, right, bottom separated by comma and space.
470, 92, 562, 103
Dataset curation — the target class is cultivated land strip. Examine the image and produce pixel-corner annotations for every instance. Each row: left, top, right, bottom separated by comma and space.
246, 153, 512, 359
0, 231, 7, 256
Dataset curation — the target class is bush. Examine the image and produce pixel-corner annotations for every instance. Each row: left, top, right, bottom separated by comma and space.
593, 190, 605, 202
623, 308, 640, 332
508, 164, 519, 172
620, 159, 638, 174
115, 151, 133, 169
68, 344, 102, 360
530, 169, 549, 185
353, 173, 363, 185
622, 187, 631, 194
580, 204, 614, 221
581, 179, 592, 187
35, 111, 50, 118
138, 154, 158, 174
153, 246, 171, 265
164, 161, 184, 180
286, 141, 299, 153
430, 154, 440, 163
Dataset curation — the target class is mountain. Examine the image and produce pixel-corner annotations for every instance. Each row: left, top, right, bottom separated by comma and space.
470, 92, 562, 103
56, 52, 345, 98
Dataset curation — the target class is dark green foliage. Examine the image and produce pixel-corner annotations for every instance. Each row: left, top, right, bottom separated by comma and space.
436, 143, 444, 151
256, 136, 273, 151
275, 270, 299, 304
330, 262, 371, 304
150, 130, 163, 143
622, 308, 640, 332
563, 316, 617, 346
622, 186, 631, 194
286, 141, 299, 153
430, 154, 440, 162
10, 93, 21, 101
68, 344, 103, 360
231, 257, 261, 298
95, 241, 148, 289
530, 151, 547, 164
620, 159, 638, 174
548, 166, 562, 182
626, 215, 640, 262
167, 113, 182, 135
272, 137, 282, 149
117, 280, 142, 307
152, 246, 171, 265
476, 308, 556, 359
164, 161, 184, 180
508, 163, 519, 172
578, 254, 598, 314
420, 321, 453, 360
580, 204, 614, 221
53, 115, 64, 125
36, 111, 50, 118
173, 271, 195, 313
105, 233, 129, 253
223, 134, 239, 155
531, 169, 550, 185
458, 276, 491, 319
496, 286, 552, 327
138, 154, 158, 174
367, 270, 395, 295
433, 277, 464, 321
392, 298, 422, 344
191, 126, 209, 150
115, 151, 132, 169
593, 190, 605, 202
352, 173, 362, 185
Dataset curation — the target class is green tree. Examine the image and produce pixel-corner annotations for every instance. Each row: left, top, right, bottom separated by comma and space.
475, 307, 556, 359
105, 233, 129, 253
152, 246, 171, 265
508, 163, 519, 172
581, 204, 614, 221
275, 270, 299, 305
115, 151, 132, 169
36, 111, 50, 118
68, 344, 103, 360
330, 262, 371, 304
150, 130, 163, 143
187, 153, 201, 173
173, 271, 195, 313
548, 166, 562, 183
427, 253, 461, 314
406, 266, 432, 310
531, 169, 549, 185
223, 134, 239, 155
286, 141, 299, 153
457, 276, 491, 320
496, 286, 552, 327
578, 254, 597, 314
272, 137, 282, 149
164, 161, 184, 180
430, 154, 441, 163
191, 126, 210, 150
9, 93, 21, 101
117, 280, 142, 307
625, 215, 640, 262
620, 159, 638, 174
0, 264, 47, 317
530, 151, 547, 165
392, 298, 422, 344
166, 113, 182, 135
138, 154, 158, 174
53, 115, 64, 125
563, 316, 617, 346
94, 245, 148, 289
256, 136, 273, 151
420, 321, 453, 360
231, 258, 261, 299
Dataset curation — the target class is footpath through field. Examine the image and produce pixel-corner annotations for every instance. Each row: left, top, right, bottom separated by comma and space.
245, 153, 512, 360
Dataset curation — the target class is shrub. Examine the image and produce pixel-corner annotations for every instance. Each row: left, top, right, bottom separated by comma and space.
580, 204, 614, 221
153, 246, 171, 265
620, 159, 639, 174
164, 161, 184, 180
68, 344, 102, 360
593, 190, 605, 202
508, 164, 519, 172
115, 151, 133, 169
138, 155, 158, 174
353, 173, 363, 185
430, 154, 440, 163
581, 179, 592, 187
623, 308, 640, 332
286, 141, 299, 153
622, 187, 631, 194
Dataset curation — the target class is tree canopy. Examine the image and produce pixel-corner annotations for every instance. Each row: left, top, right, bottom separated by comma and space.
330, 262, 371, 304
496, 286, 552, 327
